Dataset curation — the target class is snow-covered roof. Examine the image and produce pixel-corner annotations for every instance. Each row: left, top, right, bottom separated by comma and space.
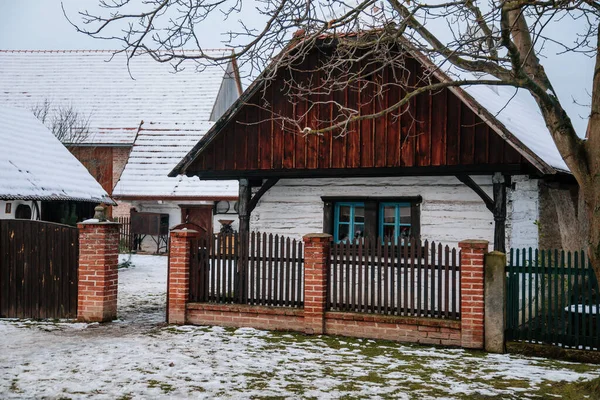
0, 106, 114, 203
0, 50, 234, 145
459, 84, 569, 172
113, 122, 238, 199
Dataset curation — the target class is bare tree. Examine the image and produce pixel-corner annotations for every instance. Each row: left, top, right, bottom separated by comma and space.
65, 0, 600, 282
32, 99, 92, 144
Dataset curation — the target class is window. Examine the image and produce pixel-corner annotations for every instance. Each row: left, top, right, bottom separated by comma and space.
379, 202, 412, 243
15, 204, 32, 219
334, 202, 365, 242
324, 197, 421, 243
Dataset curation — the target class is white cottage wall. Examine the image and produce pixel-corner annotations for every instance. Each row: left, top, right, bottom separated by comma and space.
507, 176, 540, 250
250, 175, 540, 250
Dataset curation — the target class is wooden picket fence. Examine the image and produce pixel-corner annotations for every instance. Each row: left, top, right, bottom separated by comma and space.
507, 248, 600, 350
328, 238, 461, 319
115, 217, 134, 253
189, 232, 304, 307
0, 220, 78, 319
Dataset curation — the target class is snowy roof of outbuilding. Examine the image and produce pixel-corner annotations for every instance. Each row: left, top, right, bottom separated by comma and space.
0, 106, 114, 204
113, 122, 238, 199
0, 50, 236, 145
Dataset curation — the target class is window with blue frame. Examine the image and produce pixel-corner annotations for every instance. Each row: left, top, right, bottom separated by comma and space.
379, 202, 412, 243
326, 197, 420, 243
334, 202, 365, 242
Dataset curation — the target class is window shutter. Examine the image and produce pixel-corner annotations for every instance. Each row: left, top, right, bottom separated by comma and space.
364, 200, 378, 239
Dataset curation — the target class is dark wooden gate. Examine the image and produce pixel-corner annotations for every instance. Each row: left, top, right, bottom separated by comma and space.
506, 248, 600, 351
0, 220, 79, 319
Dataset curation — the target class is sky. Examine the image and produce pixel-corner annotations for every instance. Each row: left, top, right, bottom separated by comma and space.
0, 0, 593, 137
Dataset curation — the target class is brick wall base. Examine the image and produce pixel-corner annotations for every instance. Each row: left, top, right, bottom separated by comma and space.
187, 303, 305, 332
185, 303, 461, 346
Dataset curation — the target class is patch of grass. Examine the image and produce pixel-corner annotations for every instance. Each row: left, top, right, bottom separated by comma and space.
9, 379, 21, 393
536, 377, 600, 400
116, 394, 133, 400
356, 371, 385, 384
147, 379, 175, 394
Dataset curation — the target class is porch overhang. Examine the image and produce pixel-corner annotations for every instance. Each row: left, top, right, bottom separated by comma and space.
184, 164, 536, 181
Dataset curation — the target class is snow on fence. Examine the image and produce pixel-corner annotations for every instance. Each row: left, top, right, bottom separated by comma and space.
328, 238, 461, 319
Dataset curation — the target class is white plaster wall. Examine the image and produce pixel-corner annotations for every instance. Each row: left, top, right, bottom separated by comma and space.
0, 200, 41, 220
250, 175, 540, 250
507, 176, 540, 250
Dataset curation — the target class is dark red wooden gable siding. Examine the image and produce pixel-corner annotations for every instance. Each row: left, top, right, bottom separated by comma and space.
190, 54, 526, 175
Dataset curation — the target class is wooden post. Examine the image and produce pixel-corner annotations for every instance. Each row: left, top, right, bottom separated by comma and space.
237, 178, 251, 302
493, 173, 507, 253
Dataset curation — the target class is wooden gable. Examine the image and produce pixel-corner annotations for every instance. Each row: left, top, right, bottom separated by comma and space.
184, 50, 533, 179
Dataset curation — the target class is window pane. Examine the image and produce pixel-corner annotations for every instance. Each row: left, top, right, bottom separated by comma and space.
338, 224, 350, 241
399, 226, 412, 238
383, 206, 396, 224
382, 225, 395, 239
354, 223, 365, 240
354, 206, 365, 223
400, 206, 411, 225
339, 206, 351, 222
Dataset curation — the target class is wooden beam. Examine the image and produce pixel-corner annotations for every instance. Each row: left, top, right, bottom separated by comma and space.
456, 174, 494, 212
238, 178, 251, 237
493, 173, 507, 253
248, 178, 279, 214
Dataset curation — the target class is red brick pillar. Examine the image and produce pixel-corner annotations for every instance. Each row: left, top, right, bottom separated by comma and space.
77, 221, 120, 322
458, 239, 489, 349
303, 233, 332, 335
167, 229, 200, 324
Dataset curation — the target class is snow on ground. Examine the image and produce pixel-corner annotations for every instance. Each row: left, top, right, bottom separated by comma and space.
1, 255, 599, 399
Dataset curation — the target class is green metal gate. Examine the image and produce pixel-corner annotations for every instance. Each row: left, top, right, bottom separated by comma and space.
506, 248, 600, 351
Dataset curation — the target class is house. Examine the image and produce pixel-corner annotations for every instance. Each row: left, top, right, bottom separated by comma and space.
170, 35, 579, 252
0, 50, 241, 249
0, 106, 113, 223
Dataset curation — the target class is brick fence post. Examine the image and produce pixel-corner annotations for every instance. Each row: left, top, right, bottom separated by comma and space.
168, 229, 200, 324
77, 220, 120, 322
458, 239, 489, 349
303, 233, 332, 335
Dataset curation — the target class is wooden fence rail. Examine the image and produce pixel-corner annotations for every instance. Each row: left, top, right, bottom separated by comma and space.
328, 238, 461, 319
189, 232, 304, 307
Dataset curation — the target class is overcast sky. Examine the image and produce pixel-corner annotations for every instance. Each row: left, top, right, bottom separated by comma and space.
0, 0, 593, 137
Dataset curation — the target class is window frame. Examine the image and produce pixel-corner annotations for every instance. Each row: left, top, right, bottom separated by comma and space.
323, 196, 421, 242
379, 202, 413, 243
333, 201, 365, 242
